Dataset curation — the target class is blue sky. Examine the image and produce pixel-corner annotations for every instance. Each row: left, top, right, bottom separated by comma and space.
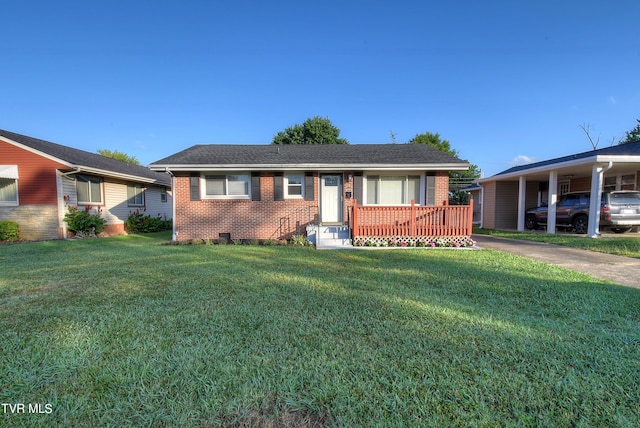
2, 1, 639, 176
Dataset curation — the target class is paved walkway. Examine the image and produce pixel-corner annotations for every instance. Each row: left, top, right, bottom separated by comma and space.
472, 234, 640, 289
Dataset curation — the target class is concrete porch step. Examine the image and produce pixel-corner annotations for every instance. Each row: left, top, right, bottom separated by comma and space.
307, 225, 352, 249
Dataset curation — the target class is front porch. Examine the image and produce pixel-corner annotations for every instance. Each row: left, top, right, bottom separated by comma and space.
350, 199, 474, 247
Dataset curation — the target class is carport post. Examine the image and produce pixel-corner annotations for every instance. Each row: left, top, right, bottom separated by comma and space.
517, 176, 526, 231
547, 170, 558, 234
587, 162, 613, 238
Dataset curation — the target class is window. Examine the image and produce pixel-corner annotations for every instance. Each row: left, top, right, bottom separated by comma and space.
76, 175, 102, 204
160, 187, 168, 203
605, 173, 637, 192
286, 174, 303, 197
127, 183, 145, 206
0, 178, 18, 205
366, 175, 421, 205
0, 166, 19, 206
559, 182, 570, 195
204, 174, 250, 198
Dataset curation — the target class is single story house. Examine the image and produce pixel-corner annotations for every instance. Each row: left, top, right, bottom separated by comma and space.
150, 144, 471, 245
476, 141, 640, 237
0, 129, 172, 240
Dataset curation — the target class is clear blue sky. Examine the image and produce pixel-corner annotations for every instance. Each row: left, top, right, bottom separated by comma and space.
2, 1, 639, 176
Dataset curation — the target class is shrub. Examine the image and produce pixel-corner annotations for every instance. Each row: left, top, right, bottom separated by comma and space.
64, 206, 106, 235
0, 220, 20, 241
291, 234, 308, 246
126, 210, 172, 233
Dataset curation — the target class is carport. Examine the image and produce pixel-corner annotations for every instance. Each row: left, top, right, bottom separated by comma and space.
476, 142, 640, 237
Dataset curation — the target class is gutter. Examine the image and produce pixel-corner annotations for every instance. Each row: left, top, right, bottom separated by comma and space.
165, 168, 178, 241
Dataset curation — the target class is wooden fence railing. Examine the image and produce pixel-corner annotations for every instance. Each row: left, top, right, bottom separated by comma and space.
351, 199, 473, 237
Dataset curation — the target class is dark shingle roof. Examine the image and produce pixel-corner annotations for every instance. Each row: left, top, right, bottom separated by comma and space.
0, 129, 170, 185
495, 141, 640, 176
150, 144, 468, 169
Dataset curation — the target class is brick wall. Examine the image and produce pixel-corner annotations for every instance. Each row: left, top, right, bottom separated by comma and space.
174, 170, 453, 241
0, 205, 60, 240
175, 173, 319, 240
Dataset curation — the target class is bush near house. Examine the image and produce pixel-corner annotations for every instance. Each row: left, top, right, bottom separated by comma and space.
126, 210, 172, 233
0, 220, 20, 241
63, 206, 106, 235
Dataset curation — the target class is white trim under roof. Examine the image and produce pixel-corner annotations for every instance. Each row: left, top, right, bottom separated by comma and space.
150, 163, 469, 172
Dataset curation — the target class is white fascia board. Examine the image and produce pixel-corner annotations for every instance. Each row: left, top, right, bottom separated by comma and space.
72, 167, 169, 185
597, 154, 640, 163
150, 163, 469, 172
0, 136, 74, 167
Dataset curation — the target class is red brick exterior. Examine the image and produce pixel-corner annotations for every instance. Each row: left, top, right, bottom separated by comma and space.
174, 170, 452, 241
174, 172, 319, 240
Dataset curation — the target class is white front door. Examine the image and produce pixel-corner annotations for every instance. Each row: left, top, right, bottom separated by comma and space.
320, 175, 343, 224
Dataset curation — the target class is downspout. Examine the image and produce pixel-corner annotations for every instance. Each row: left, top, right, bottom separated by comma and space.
165, 168, 177, 241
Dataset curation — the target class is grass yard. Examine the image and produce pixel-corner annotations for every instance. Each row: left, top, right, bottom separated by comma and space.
473, 227, 640, 259
1, 232, 639, 427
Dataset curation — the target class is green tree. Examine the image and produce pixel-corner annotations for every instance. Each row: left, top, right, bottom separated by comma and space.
97, 149, 140, 165
272, 116, 348, 145
620, 119, 640, 144
409, 131, 481, 205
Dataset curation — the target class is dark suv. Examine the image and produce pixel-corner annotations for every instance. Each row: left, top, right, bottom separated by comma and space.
525, 192, 590, 233
525, 191, 640, 234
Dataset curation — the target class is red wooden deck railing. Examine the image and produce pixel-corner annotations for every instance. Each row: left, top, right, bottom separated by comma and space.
351, 199, 473, 237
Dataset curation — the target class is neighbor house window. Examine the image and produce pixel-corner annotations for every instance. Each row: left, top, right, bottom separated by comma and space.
127, 183, 145, 206
0, 165, 19, 206
605, 173, 637, 192
76, 175, 102, 204
204, 174, 250, 198
366, 175, 421, 205
0, 178, 18, 205
160, 187, 168, 202
286, 174, 304, 197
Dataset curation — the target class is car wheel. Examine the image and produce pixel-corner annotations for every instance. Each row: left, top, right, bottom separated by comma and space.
525, 214, 538, 230
573, 215, 588, 234
612, 227, 632, 234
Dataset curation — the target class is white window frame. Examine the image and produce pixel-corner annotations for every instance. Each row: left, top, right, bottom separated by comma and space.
0, 177, 19, 206
76, 175, 103, 205
285, 173, 304, 198
203, 173, 251, 199
128, 183, 145, 207
160, 187, 168, 203
604, 172, 637, 192
363, 173, 424, 205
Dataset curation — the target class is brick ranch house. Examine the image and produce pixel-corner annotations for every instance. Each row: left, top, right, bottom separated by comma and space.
150, 144, 472, 246
0, 130, 172, 240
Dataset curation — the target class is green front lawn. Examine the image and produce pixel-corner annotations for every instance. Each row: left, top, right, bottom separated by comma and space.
474, 227, 640, 258
1, 233, 639, 426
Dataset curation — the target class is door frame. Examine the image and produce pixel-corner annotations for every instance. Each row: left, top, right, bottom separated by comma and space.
320, 174, 343, 224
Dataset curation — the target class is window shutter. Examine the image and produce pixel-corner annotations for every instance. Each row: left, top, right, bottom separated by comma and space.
251, 173, 261, 201
304, 173, 315, 201
273, 173, 284, 201
353, 174, 363, 204
190, 174, 200, 201
426, 173, 436, 206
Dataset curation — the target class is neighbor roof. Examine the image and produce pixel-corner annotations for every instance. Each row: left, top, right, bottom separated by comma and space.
0, 129, 170, 185
487, 141, 640, 179
150, 144, 469, 171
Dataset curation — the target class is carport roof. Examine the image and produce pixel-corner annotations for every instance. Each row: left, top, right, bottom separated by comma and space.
482, 141, 640, 181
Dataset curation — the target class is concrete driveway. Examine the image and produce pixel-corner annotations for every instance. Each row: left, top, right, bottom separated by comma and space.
472, 234, 640, 289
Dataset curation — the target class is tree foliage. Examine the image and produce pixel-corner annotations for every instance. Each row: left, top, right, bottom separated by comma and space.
620, 119, 640, 144
409, 131, 481, 205
272, 116, 348, 145
97, 149, 140, 165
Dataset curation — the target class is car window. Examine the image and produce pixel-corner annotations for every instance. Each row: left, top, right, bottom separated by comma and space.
610, 193, 640, 205
559, 195, 577, 206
